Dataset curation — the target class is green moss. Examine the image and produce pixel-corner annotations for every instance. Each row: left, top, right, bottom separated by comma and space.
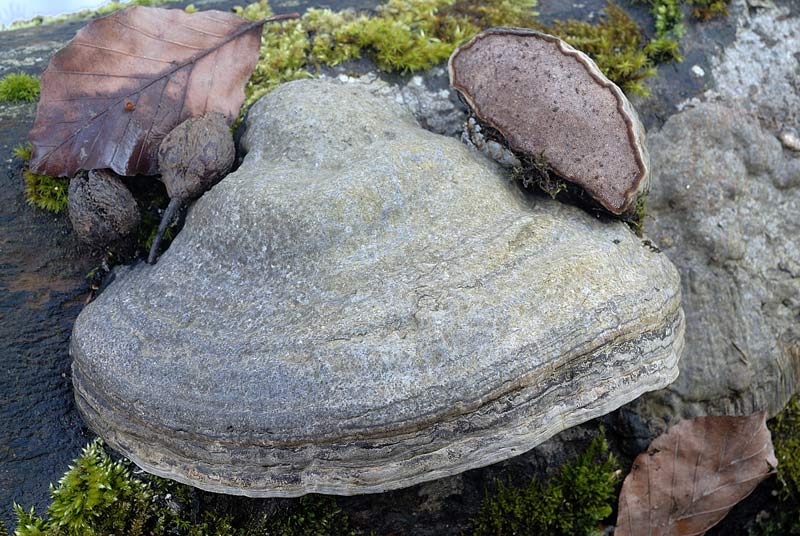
15, 142, 69, 214
12, 505, 48, 536
650, 0, 685, 38
261, 496, 357, 536
516, 152, 569, 199
687, 0, 729, 20
623, 195, 648, 237
237, 0, 687, 112
472, 430, 619, 536
751, 396, 800, 535
238, 0, 541, 110
23, 170, 69, 214
0, 73, 40, 103
13, 439, 153, 536
1, 0, 178, 30
9, 439, 357, 535
541, 3, 671, 97
13, 142, 33, 161
774, 398, 800, 506
636, 0, 730, 44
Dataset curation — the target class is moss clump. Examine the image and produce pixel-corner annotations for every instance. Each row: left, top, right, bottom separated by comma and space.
239, 0, 539, 109
515, 152, 569, 199
15, 142, 69, 214
687, 0, 729, 20
542, 2, 678, 96
640, 0, 685, 39
623, 195, 648, 237
239, 0, 540, 109
472, 430, 619, 536
13, 142, 33, 161
23, 170, 69, 213
0, 73, 40, 103
9, 439, 357, 535
237, 0, 687, 111
750, 396, 800, 535
636, 0, 730, 44
1, 0, 177, 30
13, 440, 153, 536
261, 496, 357, 536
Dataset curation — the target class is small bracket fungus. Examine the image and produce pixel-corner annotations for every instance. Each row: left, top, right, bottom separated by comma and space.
68, 169, 140, 247
448, 28, 650, 215
148, 112, 235, 264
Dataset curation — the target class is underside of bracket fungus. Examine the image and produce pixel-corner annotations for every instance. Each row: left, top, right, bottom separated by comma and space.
449, 28, 649, 214
70, 80, 682, 497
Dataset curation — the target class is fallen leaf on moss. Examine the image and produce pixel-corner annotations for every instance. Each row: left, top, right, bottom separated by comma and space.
616, 412, 777, 536
28, 6, 292, 177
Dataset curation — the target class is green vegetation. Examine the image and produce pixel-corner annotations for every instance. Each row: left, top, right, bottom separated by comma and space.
23, 171, 69, 213
1, 0, 178, 31
687, 0, 729, 20
12, 440, 153, 536
6, 433, 622, 535
541, 5, 661, 96
544, 2, 681, 95
13, 142, 68, 214
472, 430, 619, 536
13, 142, 32, 160
751, 397, 800, 535
0, 73, 40, 103
7, 439, 356, 536
238, 0, 539, 109
237, 0, 686, 111
625, 195, 648, 237
636, 0, 730, 43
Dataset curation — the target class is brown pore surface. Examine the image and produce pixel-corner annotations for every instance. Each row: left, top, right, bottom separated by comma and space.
615, 413, 777, 536
449, 29, 646, 214
27, 7, 279, 178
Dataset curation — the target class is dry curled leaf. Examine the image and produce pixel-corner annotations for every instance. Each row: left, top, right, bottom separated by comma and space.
28, 6, 282, 177
616, 412, 777, 536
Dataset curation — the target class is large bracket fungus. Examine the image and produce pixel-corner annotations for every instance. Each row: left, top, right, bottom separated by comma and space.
448, 28, 650, 215
71, 80, 683, 497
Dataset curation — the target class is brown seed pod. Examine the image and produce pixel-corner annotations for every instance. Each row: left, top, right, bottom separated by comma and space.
68, 169, 140, 247
147, 112, 235, 263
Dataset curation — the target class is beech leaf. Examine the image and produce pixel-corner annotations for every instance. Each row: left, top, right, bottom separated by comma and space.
616, 412, 777, 536
28, 7, 283, 177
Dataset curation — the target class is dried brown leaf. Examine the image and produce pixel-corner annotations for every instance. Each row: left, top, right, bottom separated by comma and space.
616, 412, 777, 536
28, 6, 270, 177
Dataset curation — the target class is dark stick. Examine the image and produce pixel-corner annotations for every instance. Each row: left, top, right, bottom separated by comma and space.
147, 197, 183, 264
